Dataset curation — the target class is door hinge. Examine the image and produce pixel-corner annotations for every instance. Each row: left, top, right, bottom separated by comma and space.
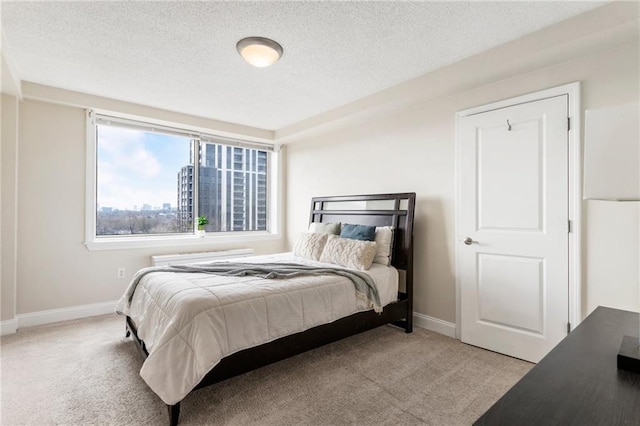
567, 117, 571, 131
568, 219, 572, 233
567, 322, 571, 333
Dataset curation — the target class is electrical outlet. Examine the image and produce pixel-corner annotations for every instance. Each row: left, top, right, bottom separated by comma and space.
117, 268, 126, 279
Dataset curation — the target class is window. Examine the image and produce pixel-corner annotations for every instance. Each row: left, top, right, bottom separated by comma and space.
86, 111, 279, 249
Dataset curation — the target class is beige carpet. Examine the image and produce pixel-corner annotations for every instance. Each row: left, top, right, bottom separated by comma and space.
1, 314, 532, 425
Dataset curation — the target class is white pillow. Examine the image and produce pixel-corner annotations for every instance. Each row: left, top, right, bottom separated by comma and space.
373, 226, 394, 265
293, 232, 328, 261
308, 222, 341, 235
319, 235, 377, 271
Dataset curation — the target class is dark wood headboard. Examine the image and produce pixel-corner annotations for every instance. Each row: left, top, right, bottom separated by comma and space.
308, 192, 416, 272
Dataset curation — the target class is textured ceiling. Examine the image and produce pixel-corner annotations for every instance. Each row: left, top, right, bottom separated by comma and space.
1, 1, 605, 130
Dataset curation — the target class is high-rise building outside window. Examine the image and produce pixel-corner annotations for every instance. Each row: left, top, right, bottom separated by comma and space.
177, 142, 268, 233
89, 112, 273, 242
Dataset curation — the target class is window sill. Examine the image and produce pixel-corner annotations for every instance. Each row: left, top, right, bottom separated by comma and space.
84, 232, 282, 251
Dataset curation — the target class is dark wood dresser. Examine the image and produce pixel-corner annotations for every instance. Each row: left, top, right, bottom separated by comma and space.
474, 306, 640, 425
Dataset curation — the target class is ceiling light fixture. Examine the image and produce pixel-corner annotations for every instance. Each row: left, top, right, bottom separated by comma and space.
236, 37, 283, 68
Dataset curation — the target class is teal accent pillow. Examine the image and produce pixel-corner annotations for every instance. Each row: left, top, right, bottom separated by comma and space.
340, 223, 376, 241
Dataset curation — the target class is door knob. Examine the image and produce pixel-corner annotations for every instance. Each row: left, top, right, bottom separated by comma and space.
464, 237, 478, 245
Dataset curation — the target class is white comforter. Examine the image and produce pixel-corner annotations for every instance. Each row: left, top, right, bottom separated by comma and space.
115, 252, 398, 405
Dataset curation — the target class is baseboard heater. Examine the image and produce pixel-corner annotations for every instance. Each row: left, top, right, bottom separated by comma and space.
151, 248, 255, 266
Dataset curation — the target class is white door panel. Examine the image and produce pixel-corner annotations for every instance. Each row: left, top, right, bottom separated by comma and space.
460, 95, 569, 363
477, 118, 543, 231
477, 254, 544, 334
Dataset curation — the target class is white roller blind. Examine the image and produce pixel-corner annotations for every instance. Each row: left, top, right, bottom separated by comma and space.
93, 112, 275, 152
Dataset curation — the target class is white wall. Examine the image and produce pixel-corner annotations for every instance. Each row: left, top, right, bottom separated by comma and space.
1, 94, 19, 323
2, 31, 23, 330
285, 6, 640, 323
7, 96, 285, 319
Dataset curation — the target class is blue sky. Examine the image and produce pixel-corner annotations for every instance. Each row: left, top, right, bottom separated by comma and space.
96, 125, 191, 211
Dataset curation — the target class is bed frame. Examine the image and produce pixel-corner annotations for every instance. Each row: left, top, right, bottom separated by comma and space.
125, 192, 416, 425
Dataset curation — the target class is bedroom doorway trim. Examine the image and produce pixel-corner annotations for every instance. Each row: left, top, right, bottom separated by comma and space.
454, 82, 582, 341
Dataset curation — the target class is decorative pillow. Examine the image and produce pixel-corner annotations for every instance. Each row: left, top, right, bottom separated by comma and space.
373, 226, 395, 265
340, 223, 376, 241
293, 232, 329, 261
319, 235, 377, 270
308, 222, 341, 235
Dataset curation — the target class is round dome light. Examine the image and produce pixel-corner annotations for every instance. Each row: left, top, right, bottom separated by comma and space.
236, 37, 283, 68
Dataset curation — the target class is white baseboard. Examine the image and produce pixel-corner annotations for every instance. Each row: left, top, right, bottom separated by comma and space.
2, 300, 118, 333
5, 303, 453, 339
413, 312, 457, 338
1, 318, 18, 336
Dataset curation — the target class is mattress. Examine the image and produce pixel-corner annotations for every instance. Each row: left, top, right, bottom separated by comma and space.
116, 252, 398, 405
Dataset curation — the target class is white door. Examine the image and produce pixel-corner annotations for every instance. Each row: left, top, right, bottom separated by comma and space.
459, 95, 569, 363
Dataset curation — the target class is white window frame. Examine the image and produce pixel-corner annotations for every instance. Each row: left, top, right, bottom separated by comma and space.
84, 109, 282, 251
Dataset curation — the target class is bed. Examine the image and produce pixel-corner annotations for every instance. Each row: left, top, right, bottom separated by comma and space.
119, 192, 416, 425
